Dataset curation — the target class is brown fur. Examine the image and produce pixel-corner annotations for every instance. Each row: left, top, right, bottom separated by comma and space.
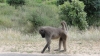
39, 21, 67, 53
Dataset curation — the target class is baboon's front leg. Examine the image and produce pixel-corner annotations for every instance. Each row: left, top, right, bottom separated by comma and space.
41, 43, 48, 53
48, 44, 50, 52
41, 38, 51, 53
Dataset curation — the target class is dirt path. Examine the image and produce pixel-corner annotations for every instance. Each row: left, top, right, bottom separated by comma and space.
0, 40, 100, 54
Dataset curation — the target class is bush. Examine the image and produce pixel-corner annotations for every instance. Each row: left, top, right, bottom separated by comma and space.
27, 4, 60, 32
43, 0, 57, 5
57, 0, 67, 5
59, 0, 88, 30
28, 11, 45, 29
6, 0, 25, 8
0, 0, 6, 3
0, 16, 12, 27
80, 0, 100, 26
0, 5, 14, 15
0, 5, 14, 27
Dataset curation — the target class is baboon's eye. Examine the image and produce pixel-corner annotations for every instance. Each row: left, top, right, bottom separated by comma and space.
41, 30, 44, 33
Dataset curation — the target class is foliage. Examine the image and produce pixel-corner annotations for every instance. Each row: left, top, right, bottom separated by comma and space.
28, 11, 44, 29
0, 0, 6, 3
57, 0, 72, 5
59, 0, 88, 30
57, 0, 67, 5
0, 0, 60, 32
0, 0, 99, 33
27, 4, 60, 31
0, 17, 12, 27
80, 0, 100, 17
43, 0, 57, 5
0, 5, 15, 27
80, 0, 100, 26
6, 0, 25, 8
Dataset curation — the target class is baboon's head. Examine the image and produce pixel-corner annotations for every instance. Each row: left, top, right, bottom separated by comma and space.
39, 29, 45, 38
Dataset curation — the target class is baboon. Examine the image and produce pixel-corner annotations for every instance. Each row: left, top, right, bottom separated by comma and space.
39, 21, 67, 53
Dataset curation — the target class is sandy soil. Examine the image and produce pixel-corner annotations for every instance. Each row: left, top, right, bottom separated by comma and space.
0, 40, 99, 55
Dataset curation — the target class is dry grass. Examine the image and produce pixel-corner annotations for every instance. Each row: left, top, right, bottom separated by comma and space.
0, 27, 100, 54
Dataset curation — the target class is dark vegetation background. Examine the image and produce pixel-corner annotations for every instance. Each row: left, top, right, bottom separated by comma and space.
0, 0, 100, 32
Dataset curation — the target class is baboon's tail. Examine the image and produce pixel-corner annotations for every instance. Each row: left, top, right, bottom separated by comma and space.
61, 21, 67, 31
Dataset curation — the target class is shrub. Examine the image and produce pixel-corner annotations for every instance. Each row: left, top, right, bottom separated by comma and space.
6, 0, 25, 8
80, 0, 100, 26
0, 5, 14, 27
0, 0, 6, 3
59, 0, 88, 30
27, 4, 60, 32
43, 0, 57, 5
0, 5, 14, 15
0, 16, 12, 27
28, 11, 45, 29
57, 0, 67, 5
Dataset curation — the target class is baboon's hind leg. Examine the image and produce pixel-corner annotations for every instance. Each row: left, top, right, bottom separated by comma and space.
54, 38, 62, 51
60, 38, 66, 52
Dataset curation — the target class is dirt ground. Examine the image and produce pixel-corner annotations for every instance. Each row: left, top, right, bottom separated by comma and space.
0, 39, 100, 54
